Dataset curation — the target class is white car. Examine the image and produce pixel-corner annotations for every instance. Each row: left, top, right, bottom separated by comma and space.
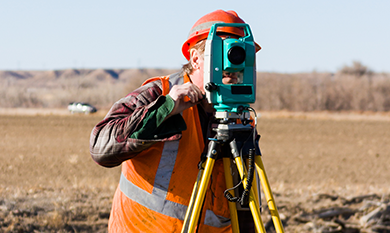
68, 102, 97, 114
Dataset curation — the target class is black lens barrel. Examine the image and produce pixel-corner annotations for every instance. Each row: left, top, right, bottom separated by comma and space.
228, 46, 246, 65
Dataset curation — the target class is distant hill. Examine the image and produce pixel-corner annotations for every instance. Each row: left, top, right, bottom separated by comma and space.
0, 68, 179, 88
1, 68, 389, 112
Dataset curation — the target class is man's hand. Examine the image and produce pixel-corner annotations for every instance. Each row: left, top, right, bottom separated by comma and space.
167, 82, 204, 117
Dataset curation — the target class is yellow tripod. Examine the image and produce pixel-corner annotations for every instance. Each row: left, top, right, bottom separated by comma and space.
181, 122, 285, 233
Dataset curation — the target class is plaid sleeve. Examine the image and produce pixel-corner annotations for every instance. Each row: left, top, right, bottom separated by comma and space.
89, 80, 182, 168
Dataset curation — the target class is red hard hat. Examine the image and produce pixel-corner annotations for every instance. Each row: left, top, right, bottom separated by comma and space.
182, 9, 261, 60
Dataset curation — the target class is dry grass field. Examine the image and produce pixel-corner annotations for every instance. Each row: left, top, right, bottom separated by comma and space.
1, 110, 390, 232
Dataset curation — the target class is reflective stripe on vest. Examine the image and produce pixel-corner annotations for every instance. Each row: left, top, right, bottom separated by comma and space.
120, 136, 230, 228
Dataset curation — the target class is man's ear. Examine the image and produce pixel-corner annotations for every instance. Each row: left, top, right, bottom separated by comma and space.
190, 49, 200, 70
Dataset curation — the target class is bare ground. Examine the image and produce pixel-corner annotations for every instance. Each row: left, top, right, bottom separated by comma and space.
1, 109, 390, 232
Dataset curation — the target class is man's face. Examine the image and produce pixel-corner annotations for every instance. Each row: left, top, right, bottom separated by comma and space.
222, 71, 242, 84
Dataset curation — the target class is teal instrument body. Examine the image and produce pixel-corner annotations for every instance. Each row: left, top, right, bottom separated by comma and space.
204, 23, 257, 115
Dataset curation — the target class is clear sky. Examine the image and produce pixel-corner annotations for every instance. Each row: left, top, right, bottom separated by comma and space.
1, 0, 389, 73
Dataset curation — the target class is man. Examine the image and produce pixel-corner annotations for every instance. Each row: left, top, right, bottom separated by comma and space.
90, 9, 261, 232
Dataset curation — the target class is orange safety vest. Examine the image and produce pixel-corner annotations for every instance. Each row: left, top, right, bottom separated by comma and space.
108, 73, 231, 233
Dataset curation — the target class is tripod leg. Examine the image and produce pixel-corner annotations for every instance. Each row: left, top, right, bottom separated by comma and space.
223, 157, 240, 233
182, 156, 216, 233
255, 155, 285, 233
182, 163, 205, 232
234, 156, 267, 233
